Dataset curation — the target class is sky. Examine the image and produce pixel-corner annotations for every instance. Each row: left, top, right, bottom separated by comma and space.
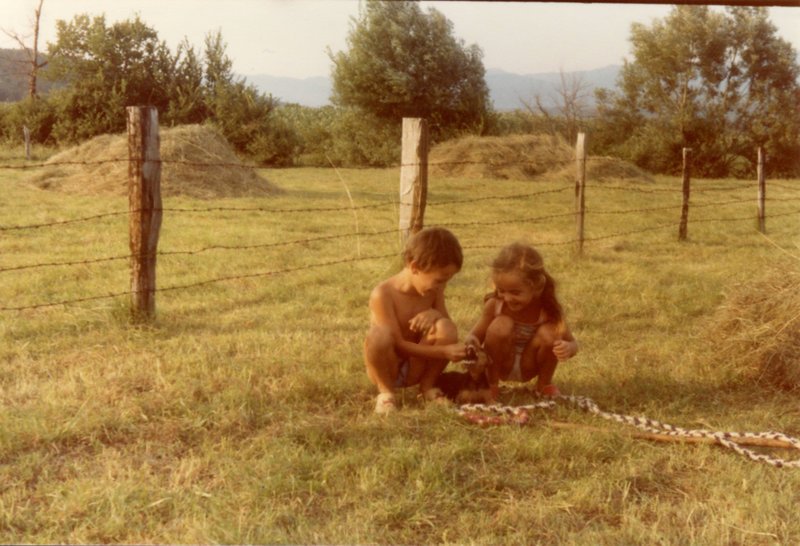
2, 0, 799, 79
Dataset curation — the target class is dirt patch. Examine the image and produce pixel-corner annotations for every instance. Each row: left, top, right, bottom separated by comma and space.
27, 124, 280, 199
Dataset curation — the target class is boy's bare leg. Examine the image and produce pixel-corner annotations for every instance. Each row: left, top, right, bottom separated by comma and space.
416, 318, 458, 399
364, 325, 399, 398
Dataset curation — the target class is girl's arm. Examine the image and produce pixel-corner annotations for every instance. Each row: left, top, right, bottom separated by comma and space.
553, 323, 578, 361
466, 297, 497, 347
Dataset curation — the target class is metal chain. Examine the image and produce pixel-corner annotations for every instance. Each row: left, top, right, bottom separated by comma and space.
458, 394, 800, 468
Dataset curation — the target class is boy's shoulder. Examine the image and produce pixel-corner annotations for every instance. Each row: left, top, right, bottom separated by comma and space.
370, 273, 401, 299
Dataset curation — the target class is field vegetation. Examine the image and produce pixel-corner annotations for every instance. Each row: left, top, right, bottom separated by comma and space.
1, 147, 799, 543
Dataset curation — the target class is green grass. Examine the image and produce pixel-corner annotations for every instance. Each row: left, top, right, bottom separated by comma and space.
1, 160, 799, 544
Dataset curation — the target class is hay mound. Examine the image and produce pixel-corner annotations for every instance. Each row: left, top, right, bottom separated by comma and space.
429, 134, 573, 180
28, 124, 279, 199
553, 156, 655, 183
706, 260, 800, 390
429, 134, 653, 183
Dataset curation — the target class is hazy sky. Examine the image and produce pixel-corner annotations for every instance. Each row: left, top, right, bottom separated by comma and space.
2, 1, 799, 79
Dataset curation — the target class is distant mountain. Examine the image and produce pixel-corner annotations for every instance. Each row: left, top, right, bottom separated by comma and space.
484, 65, 620, 111
244, 74, 332, 108
243, 65, 621, 111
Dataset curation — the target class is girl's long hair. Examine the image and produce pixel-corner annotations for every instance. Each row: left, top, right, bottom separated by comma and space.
489, 242, 564, 329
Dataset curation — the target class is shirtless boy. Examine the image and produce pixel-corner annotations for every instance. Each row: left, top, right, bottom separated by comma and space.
364, 227, 468, 414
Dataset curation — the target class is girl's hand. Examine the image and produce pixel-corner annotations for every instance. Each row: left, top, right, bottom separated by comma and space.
553, 339, 578, 361
409, 309, 442, 335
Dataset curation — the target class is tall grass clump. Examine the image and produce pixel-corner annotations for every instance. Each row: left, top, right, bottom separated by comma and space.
706, 253, 800, 390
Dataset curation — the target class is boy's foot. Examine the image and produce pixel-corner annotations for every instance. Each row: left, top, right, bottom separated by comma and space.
537, 384, 561, 398
375, 393, 397, 415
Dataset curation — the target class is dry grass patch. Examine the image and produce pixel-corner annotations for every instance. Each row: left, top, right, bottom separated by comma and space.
26, 124, 280, 199
706, 256, 800, 390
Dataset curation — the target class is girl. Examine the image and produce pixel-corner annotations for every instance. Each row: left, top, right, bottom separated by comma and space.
466, 242, 578, 399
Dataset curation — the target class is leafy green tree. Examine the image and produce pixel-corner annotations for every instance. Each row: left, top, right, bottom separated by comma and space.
329, 0, 491, 144
45, 14, 175, 141
162, 38, 207, 126
201, 30, 296, 165
594, 6, 800, 177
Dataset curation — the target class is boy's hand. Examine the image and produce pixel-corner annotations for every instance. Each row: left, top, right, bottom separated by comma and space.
409, 309, 443, 335
553, 339, 578, 362
442, 343, 467, 363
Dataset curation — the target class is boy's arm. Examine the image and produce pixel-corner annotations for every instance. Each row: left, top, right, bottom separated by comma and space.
369, 285, 456, 361
409, 285, 450, 335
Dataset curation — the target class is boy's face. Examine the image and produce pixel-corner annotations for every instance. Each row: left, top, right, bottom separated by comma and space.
410, 263, 459, 296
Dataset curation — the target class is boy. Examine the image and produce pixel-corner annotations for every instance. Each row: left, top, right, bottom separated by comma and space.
364, 227, 468, 414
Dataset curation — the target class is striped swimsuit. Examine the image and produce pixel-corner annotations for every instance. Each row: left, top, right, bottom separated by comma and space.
495, 299, 546, 381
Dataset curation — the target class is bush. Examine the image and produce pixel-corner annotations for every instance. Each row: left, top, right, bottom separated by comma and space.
0, 97, 56, 145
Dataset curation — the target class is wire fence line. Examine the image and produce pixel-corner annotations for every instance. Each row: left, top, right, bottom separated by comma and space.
2, 120, 798, 314
0, 154, 642, 172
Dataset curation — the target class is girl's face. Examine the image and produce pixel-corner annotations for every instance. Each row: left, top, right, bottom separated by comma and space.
411, 263, 459, 296
493, 270, 539, 312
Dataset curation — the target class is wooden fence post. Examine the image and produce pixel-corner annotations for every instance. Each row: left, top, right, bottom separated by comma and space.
399, 118, 428, 242
678, 147, 691, 241
23, 125, 31, 160
757, 147, 766, 234
127, 106, 162, 320
575, 132, 587, 255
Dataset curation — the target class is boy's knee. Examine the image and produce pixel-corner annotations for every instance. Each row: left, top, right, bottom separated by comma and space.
428, 318, 458, 344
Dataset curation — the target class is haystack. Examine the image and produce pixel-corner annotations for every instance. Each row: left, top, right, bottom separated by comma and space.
706, 259, 800, 390
429, 133, 653, 183
429, 134, 573, 180
28, 124, 279, 199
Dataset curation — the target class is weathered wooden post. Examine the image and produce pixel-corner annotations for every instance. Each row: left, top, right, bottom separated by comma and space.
127, 106, 162, 320
575, 132, 587, 255
23, 125, 31, 160
399, 118, 428, 242
678, 147, 692, 241
757, 147, 766, 234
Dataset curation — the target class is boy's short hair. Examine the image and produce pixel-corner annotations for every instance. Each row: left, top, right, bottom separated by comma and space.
402, 227, 463, 271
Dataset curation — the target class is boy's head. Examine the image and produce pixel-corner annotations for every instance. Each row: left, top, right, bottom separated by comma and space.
402, 227, 463, 272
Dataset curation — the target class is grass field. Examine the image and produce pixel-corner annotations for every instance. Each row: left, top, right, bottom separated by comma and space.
1, 158, 799, 544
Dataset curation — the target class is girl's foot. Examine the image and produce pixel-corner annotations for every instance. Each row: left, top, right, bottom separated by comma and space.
375, 392, 397, 415
537, 384, 561, 398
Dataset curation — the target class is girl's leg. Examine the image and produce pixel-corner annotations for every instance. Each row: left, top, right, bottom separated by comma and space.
484, 315, 515, 397
529, 323, 560, 393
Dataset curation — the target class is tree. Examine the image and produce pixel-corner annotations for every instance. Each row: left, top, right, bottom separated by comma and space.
594, 6, 800, 177
521, 69, 592, 145
45, 14, 176, 141
2, 0, 48, 99
329, 0, 491, 143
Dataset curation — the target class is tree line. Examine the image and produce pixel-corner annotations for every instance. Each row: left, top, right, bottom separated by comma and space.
1, 1, 798, 177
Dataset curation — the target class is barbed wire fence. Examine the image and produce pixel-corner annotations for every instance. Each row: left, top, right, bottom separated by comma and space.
1, 111, 798, 316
